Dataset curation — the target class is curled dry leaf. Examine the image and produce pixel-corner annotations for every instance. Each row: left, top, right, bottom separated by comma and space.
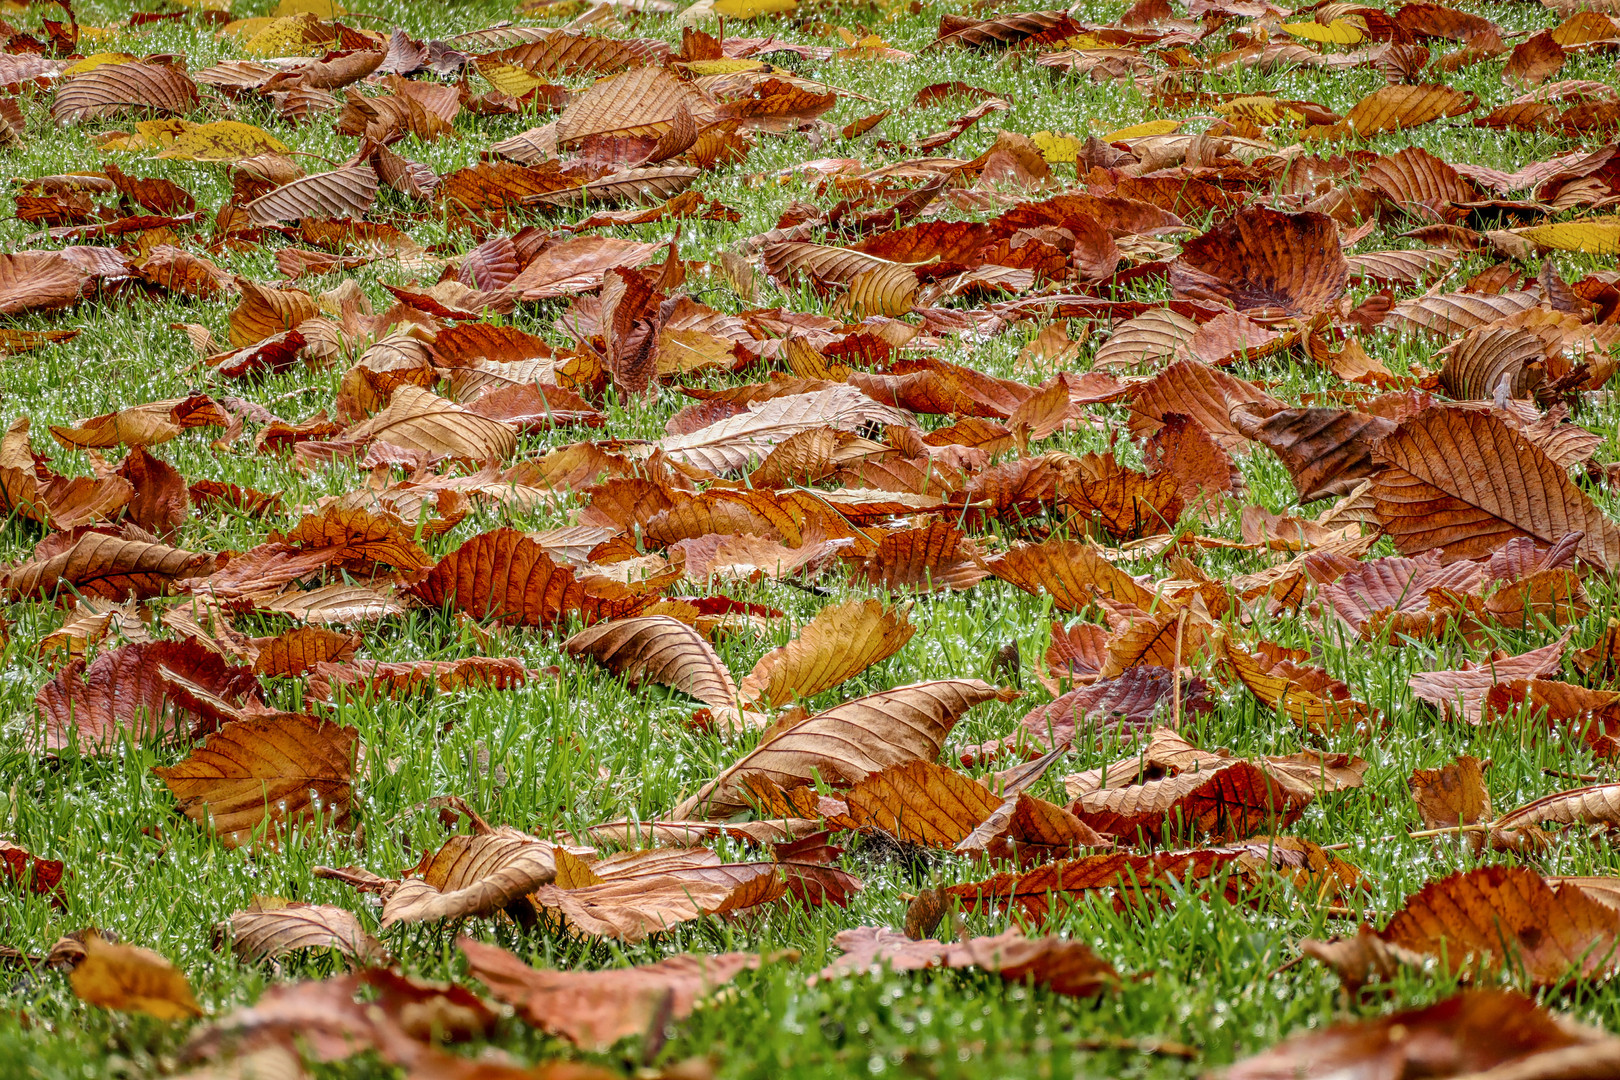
306, 657, 540, 701
659, 385, 913, 474
5, 531, 212, 603
344, 385, 518, 464
53, 62, 200, 123
739, 598, 914, 708
565, 615, 739, 708
1409, 636, 1567, 723
410, 528, 649, 630
1, 839, 65, 901
1230, 402, 1396, 503
987, 536, 1156, 613
1217, 634, 1376, 733
842, 759, 1001, 847
461, 937, 761, 1051
222, 902, 386, 965
35, 637, 262, 754
1409, 754, 1494, 851
377, 826, 559, 928
671, 679, 1018, 819
970, 666, 1201, 762
820, 927, 1120, 999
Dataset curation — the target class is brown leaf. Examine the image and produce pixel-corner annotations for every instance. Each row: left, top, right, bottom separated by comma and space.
507, 236, 663, 300
556, 66, 713, 149
1230, 402, 1397, 503
660, 385, 912, 474
222, 901, 386, 965
565, 615, 738, 708
671, 679, 1017, 819
1070, 757, 1311, 846
1217, 634, 1376, 733
1057, 452, 1183, 539
460, 937, 760, 1051
35, 637, 262, 753
932, 10, 1080, 48
1506, 31, 1567, 88
1371, 405, 1620, 570
1410, 637, 1568, 723
851, 522, 991, 593
1144, 413, 1241, 512
1441, 324, 1548, 401
1128, 360, 1284, 453
1, 838, 65, 901
70, 932, 201, 1020
1409, 755, 1494, 851
1378, 866, 1620, 986
273, 503, 431, 573
740, 599, 914, 708
252, 627, 361, 678
375, 826, 559, 928
343, 385, 517, 463
986, 536, 1157, 613
843, 760, 1001, 847
229, 279, 320, 348
412, 528, 650, 630
245, 165, 379, 224
1318, 551, 1484, 639
1227, 990, 1599, 1079
820, 927, 1118, 998
1496, 784, 1620, 846
970, 666, 1202, 762
1170, 208, 1348, 317
946, 849, 1250, 921
307, 657, 540, 701
53, 62, 199, 122
154, 712, 358, 849
1336, 83, 1478, 137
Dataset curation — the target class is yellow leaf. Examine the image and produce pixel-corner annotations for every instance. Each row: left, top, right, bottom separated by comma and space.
1057, 33, 1106, 48
712, 0, 796, 15
241, 15, 331, 56
1103, 119, 1180, 140
680, 58, 766, 75
155, 120, 291, 161
70, 934, 203, 1021
75, 25, 125, 42
275, 0, 342, 14
1281, 19, 1365, 44
475, 59, 551, 97
100, 118, 196, 152
1214, 95, 1303, 125
1031, 130, 1085, 163
1518, 219, 1620, 255
218, 15, 277, 38
62, 52, 138, 77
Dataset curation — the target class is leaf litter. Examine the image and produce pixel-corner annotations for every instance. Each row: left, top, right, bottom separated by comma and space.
3, 0, 1620, 1075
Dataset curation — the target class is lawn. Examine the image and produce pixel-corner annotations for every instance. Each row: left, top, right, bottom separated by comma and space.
3, 0, 1620, 1077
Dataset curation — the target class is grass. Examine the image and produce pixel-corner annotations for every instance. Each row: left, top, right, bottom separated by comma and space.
3, 0, 1620, 1076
